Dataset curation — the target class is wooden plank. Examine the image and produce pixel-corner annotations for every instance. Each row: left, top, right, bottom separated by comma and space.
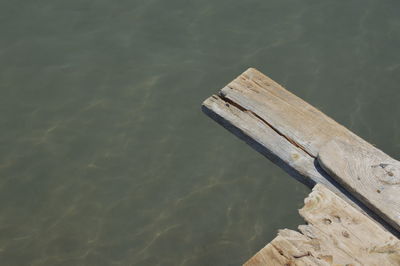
218, 68, 377, 158
202, 68, 400, 233
202, 93, 358, 204
244, 184, 400, 266
319, 139, 400, 231
203, 95, 323, 187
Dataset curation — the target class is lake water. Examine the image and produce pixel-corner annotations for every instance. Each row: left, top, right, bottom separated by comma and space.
1, 0, 400, 265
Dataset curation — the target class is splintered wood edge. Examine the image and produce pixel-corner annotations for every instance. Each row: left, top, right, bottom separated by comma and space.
244, 184, 400, 266
318, 139, 400, 232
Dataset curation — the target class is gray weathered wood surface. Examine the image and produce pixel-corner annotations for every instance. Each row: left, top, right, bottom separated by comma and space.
244, 184, 400, 266
319, 139, 400, 231
202, 68, 400, 233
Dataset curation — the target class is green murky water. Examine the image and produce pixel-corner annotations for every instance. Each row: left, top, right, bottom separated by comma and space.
0, 0, 399, 265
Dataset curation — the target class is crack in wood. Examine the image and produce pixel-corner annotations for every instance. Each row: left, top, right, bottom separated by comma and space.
293, 251, 312, 259
217, 93, 315, 158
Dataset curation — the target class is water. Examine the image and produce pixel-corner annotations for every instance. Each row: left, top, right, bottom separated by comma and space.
0, 0, 399, 265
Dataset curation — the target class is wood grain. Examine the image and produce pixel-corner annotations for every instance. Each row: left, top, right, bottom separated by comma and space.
318, 139, 400, 231
203, 94, 323, 187
244, 184, 400, 266
218, 68, 377, 157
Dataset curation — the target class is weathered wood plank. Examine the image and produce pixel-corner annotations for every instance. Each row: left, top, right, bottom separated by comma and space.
202, 68, 400, 233
218, 68, 377, 158
202, 94, 359, 205
319, 139, 400, 231
203, 95, 322, 187
244, 184, 400, 266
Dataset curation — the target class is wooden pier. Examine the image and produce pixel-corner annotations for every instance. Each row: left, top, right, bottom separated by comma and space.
202, 68, 400, 265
